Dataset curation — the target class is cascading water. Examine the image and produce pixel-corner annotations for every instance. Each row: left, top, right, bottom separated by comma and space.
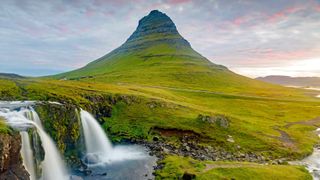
1, 102, 156, 179
80, 109, 146, 165
0, 105, 69, 180
80, 110, 113, 155
20, 131, 36, 180
31, 121, 68, 180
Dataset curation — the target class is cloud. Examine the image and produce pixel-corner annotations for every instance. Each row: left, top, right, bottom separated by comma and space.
0, 0, 319, 77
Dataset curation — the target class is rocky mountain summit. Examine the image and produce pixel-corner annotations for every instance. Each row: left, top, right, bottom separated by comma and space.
126, 10, 189, 44
118, 10, 191, 53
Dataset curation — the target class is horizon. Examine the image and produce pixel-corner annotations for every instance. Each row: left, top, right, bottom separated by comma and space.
0, 0, 319, 77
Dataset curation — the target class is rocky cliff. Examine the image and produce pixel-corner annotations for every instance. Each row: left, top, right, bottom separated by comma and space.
0, 132, 29, 180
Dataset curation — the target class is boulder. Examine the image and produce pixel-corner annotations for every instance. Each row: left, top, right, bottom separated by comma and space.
198, 114, 229, 128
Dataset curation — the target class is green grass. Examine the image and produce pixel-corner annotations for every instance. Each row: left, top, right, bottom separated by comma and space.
47, 21, 320, 158
51, 33, 310, 99
155, 155, 312, 180
1, 69, 319, 178
0, 77, 319, 159
0, 117, 10, 134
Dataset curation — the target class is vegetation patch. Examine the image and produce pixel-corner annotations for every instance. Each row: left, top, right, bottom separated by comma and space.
155, 155, 312, 180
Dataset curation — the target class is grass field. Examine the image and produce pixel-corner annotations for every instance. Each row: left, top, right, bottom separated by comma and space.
0, 77, 319, 159
155, 155, 312, 180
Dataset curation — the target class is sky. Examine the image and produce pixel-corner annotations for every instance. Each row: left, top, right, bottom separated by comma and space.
0, 0, 319, 77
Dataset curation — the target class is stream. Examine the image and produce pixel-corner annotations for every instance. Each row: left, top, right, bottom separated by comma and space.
0, 101, 156, 180
289, 128, 320, 180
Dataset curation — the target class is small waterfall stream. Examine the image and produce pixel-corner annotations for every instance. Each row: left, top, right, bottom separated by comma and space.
0, 105, 69, 180
80, 110, 113, 156
30, 121, 68, 180
80, 109, 146, 165
20, 131, 36, 180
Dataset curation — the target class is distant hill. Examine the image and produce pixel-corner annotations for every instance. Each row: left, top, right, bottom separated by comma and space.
0, 73, 24, 79
256, 76, 320, 87
52, 10, 286, 94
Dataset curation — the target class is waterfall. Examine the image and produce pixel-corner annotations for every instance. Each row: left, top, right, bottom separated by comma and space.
31, 121, 68, 180
0, 107, 69, 180
80, 109, 113, 162
80, 109, 145, 164
20, 131, 36, 180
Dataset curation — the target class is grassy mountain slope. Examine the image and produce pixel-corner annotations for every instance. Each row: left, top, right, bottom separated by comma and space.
52, 10, 304, 98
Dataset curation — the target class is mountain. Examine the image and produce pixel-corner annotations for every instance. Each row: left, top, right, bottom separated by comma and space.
53, 10, 279, 94
257, 76, 320, 87
0, 73, 24, 79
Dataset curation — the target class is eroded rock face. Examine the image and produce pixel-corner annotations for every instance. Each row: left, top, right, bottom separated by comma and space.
0, 132, 29, 180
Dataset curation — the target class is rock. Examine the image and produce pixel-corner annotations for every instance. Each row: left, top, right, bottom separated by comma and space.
70, 175, 84, 180
163, 147, 170, 154
182, 172, 196, 180
153, 136, 159, 141
197, 114, 229, 128
83, 154, 100, 164
125, 10, 191, 49
0, 132, 30, 179
227, 135, 235, 143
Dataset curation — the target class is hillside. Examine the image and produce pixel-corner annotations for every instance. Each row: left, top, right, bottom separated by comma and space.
0, 73, 24, 79
52, 10, 299, 98
257, 76, 320, 87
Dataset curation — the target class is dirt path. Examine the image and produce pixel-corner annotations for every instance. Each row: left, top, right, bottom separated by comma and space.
284, 117, 320, 128
259, 127, 296, 149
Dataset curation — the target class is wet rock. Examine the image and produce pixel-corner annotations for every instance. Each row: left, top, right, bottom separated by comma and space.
70, 175, 84, 180
83, 154, 100, 165
0, 132, 29, 179
163, 147, 170, 154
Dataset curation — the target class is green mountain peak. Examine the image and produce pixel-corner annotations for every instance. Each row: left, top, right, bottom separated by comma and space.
53, 10, 271, 94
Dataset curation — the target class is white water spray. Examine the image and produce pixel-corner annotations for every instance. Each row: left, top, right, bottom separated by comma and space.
20, 131, 36, 180
80, 109, 146, 164
80, 110, 113, 155
0, 106, 69, 180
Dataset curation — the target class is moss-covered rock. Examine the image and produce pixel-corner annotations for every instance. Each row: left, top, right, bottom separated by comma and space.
34, 103, 83, 167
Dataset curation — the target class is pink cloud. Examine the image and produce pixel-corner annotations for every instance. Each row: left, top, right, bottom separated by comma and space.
231, 15, 252, 26
268, 6, 305, 22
